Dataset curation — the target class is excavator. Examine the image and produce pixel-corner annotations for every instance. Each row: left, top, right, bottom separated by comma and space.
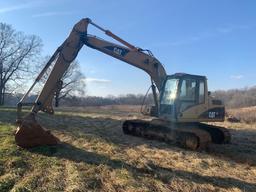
15, 18, 231, 150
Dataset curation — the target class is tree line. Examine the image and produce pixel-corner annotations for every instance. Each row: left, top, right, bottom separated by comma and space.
3, 93, 155, 107
4, 86, 256, 109
213, 86, 256, 108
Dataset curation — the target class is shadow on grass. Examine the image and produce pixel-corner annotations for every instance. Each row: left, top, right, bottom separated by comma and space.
1, 107, 256, 166
207, 128, 256, 166
29, 143, 256, 191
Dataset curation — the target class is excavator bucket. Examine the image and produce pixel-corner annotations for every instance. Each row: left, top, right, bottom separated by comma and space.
15, 113, 59, 148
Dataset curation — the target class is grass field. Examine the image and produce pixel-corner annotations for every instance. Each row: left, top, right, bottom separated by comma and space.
227, 106, 256, 124
0, 105, 256, 192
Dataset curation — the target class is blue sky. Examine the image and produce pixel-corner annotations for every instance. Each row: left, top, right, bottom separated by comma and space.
1, 0, 255, 96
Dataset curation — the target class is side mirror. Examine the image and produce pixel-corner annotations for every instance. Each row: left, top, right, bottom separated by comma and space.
208, 91, 211, 96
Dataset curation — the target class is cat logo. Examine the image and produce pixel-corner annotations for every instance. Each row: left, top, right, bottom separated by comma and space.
104, 46, 129, 57
209, 111, 219, 118
113, 47, 123, 56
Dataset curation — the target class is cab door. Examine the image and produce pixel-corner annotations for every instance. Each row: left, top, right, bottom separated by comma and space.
159, 78, 178, 121
176, 78, 207, 122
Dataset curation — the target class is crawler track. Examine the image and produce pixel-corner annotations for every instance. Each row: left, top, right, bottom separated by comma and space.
198, 123, 231, 144
122, 119, 231, 150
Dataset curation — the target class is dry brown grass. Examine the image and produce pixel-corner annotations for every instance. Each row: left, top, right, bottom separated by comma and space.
0, 106, 256, 192
227, 106, 256, 124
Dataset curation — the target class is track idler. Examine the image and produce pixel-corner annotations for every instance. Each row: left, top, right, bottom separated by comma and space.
198, 123, 231, 144
15, 113, 59, 148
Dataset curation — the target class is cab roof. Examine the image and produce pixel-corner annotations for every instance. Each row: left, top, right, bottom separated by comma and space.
168, 73, 207, 80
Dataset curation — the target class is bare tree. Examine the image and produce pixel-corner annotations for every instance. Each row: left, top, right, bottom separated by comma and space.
54, 60, 86, 107
0, 23, 42, 105
213, 86, 256, 108
37, 57, 86, 107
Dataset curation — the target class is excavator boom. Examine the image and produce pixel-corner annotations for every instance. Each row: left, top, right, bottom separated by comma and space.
18, 18, 166, 117
16, 18, 166, 148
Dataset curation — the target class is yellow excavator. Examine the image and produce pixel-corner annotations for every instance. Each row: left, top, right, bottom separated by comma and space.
15, 18, 231, 150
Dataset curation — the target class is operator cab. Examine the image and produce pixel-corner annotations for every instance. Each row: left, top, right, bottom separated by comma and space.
159, 73, 207, 122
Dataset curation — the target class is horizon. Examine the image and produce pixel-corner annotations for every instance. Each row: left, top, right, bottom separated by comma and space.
1, 0, 256, 96
6, 84, 256, 99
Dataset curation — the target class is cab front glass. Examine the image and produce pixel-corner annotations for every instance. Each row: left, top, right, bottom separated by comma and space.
159, 78, 178, 115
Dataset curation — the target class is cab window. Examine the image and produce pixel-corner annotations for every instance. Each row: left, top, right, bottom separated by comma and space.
160, 78, 178, 105
179, 79, 197, 111
180, 79, 197, 101
199, 81, 205, 104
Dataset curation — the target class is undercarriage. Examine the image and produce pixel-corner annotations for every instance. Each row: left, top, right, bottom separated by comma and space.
122, 119, 231, 150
